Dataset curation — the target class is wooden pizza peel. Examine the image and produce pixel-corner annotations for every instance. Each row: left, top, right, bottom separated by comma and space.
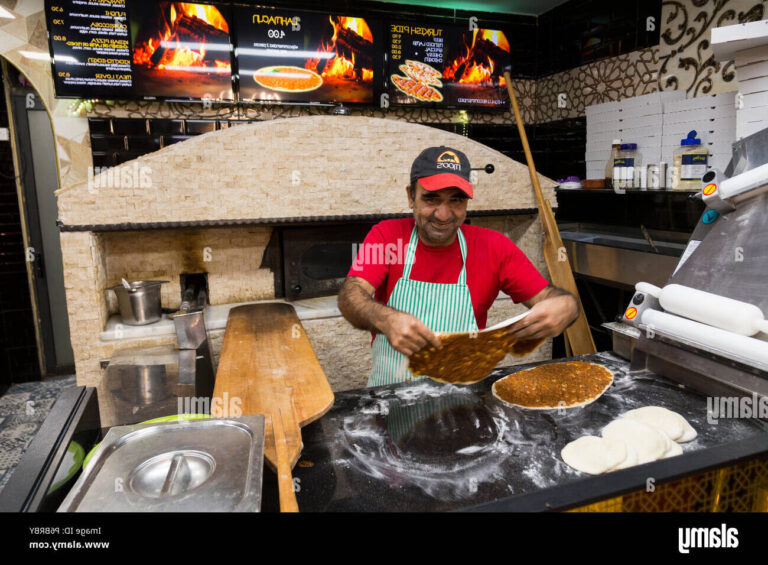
502, 68, 597, 357
213, 303, 334, 512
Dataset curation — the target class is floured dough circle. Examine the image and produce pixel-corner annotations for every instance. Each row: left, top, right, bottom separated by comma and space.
612, 443, 639, 470
622, 406, 695, 442
561, 436, 628, 475
601, 418, 668, 464
663, 440, 683, 458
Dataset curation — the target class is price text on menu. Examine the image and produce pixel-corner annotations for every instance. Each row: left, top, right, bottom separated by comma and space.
46, 0, 133, 97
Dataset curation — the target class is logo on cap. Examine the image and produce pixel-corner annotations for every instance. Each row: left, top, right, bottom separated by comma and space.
436, 150, 460, 164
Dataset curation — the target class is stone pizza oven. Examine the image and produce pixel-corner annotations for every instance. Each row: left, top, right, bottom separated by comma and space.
56, 115, 557, 391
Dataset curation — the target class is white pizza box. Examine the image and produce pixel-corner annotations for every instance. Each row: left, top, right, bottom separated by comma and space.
587, 133, 621, 147
585, 149, 612, 162
663, 105, 736, 123
617, 104, 664, 119
618, 91, 685, 109
618, 126, 664, 139
660, 137, 734, 150
665, 93, 735, 113
711, 20, 768, 61
619, 113, 663, 128
662, 118, 735, 136
741, 91, 768, 107
586, 134, 621, 147
709, 155, 733, 170
738, 75, 768, 95
588, 118, 622, 133
586, 100, 621, 115
585, 164, 609, 178
734, 44, 768, 67
738, 122, 768, 138
705, 142, 736, 154
586, 116, 621, 129
586, 109, 621, 123
735, 59, 768, 81
736, 112, 768, 129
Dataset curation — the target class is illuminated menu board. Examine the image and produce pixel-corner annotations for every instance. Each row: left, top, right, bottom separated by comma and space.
387, 21, 511, 108
45, 0, 133, 98
234, 8, 375, 103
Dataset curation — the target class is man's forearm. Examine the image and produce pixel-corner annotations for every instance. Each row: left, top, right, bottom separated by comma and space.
338, 279, 394, 334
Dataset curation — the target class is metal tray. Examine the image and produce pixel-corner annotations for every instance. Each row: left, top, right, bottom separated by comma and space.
58, 415, 265, 512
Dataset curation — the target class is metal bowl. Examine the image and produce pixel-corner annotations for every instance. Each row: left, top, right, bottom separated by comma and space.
110, 280, 168, 326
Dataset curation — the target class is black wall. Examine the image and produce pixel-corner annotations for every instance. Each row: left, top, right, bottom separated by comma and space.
0, 67, 40, 389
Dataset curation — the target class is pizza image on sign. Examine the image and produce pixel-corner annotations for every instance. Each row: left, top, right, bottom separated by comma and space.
391, 74, 443, 102
253, 66, 323, 93
400, 61, 442, 86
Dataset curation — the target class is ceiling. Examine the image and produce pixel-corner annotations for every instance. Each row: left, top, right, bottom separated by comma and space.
372, 0, 570, 16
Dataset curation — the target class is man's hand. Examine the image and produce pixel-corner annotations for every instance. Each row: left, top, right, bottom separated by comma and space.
338, 276, 441, 356
506, 285, 580, 341
381, 311, 442, 356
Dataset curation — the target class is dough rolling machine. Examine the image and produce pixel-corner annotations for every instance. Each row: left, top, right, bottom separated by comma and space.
620, 125, 768, 400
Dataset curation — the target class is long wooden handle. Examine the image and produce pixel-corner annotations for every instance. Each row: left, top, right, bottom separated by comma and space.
503, 71, 596, 356
273, 408, 299, 513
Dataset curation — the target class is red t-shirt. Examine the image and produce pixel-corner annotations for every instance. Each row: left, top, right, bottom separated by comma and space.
347, 218, 548, 329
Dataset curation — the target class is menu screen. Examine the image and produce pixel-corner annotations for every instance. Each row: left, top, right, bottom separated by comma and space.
46, 0, 133, 98
129, 1, 234, 100
388, 22, 511, 108
234, 8, 375, 103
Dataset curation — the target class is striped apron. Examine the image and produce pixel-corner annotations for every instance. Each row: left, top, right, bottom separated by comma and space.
367, 226, 478, 387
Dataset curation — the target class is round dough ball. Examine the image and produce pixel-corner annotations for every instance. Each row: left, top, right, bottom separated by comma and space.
622, 406, 691, 441
561, 436, 628, 475
611, 443, 639, 470
601, 418, 668, 464
663, 441, 683, 458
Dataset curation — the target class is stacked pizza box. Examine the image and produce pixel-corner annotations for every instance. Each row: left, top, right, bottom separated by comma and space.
711, 20, 768, 140
662, 93, 737, 173
585, 92, 685, 181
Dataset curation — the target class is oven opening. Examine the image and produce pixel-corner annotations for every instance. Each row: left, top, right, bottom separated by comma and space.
262, 224, 375, 301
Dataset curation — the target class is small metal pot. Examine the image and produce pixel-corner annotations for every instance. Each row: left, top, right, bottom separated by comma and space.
110, 280, 168, 326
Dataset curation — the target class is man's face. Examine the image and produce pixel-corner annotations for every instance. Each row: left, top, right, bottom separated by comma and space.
407, 181, 469, 246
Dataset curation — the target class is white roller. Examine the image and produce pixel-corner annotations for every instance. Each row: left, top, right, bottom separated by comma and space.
641, 309, 768, 367
636, 283, 768, 336
719, 161, 768, 203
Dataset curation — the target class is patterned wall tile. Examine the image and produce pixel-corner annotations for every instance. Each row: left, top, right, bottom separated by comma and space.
536, 47, 660, 122
658, 0, 767, 97
85, 78, 538, 127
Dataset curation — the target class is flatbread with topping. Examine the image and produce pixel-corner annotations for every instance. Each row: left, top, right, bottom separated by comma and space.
391, 74, 443, 102
400, 63, 442, 86
254, 66, 322, 93
408, 327, 544, 385
492, 361, 614, 409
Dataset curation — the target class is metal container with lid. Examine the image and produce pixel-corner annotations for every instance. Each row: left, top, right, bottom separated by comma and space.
110, 280, 168, 325
58, 415, 265, 512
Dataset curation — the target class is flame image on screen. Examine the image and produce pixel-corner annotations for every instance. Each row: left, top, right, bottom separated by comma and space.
133, 2, 231, 73
304, 16, 373, 82
443, 29, 510, 86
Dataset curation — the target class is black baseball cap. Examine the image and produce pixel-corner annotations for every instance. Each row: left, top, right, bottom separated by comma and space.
410, 146, 473, 198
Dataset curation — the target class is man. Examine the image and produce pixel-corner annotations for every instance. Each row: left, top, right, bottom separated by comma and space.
338, 146, 579, 387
